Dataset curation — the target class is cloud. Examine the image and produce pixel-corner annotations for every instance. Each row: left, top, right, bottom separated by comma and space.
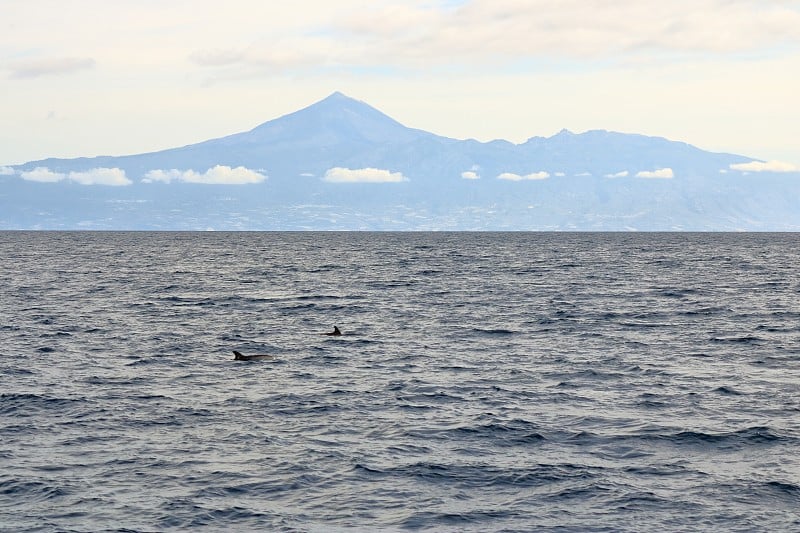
143, 169, 179, 183
18, 166, 130, 185
0, 166, 15, 176
636, 168, 674, 179
729, 160, 799, 173
188, 49, 246, 67
190, 35, 334, 73
461, 170, 480, 180
143, 165, 267, 184
69, 168, 132, 186
323, 167, 407, 183
605, 170, 629, 178
498, 171, 550, 181
184, 1, 800, 76
20, 167, 66, 183
8, 57, 95, 79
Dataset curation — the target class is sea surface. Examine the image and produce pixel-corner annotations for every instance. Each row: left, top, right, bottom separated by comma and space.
1, 231, 799, 532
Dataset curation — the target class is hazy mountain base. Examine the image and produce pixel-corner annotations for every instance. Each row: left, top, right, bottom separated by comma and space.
2, 171, 797, 231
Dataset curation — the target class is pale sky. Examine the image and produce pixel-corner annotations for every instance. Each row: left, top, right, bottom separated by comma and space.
2, 0, 799, 166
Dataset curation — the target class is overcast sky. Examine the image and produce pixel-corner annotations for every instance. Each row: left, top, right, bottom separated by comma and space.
2, 0, 799, 166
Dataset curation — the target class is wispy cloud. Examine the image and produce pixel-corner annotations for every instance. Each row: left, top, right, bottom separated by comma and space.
143, 165, 267, 184
461, 170, 480, 180
498, 171, 550, 181
188, 49, 246, 67
19, 166, 130, 185
8, 57, 95, 79
0, 166, 15, 176
636, 168, 674, 179
729, 160, 799, 173
323, 167, 407, 183
189, 37, 332, 73
189, 0, 800, 75
605, 170, 629, 178
361, 0, 800, 62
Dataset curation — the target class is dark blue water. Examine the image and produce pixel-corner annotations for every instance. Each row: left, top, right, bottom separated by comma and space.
1, 232, 799, 532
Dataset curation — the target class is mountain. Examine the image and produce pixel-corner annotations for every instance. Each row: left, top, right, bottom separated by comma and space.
2, 92, 798, 230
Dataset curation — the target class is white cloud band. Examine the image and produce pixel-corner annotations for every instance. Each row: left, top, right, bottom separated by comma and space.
69, 167, 132, 186
636, 168, 674, 179
20, 167, 65, 183
498, 171, 550, 181
323, 167, 407, 183
605, 170, 629, 178
19, 166, 131, 185
729, 160, 799, 173
143, 165, 267, 184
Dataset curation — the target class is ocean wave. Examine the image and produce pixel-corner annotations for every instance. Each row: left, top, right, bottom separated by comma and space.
354, 462, 601, 489
400, 509, 517, 529
0, 393, 89, 417
444, 419, 547, 446
156, 502, 276, 529
654, 426, 788, 448
0, 478, 69, 502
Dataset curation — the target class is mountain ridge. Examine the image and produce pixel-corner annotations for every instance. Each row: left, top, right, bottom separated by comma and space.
1, 92, 798, 230
12, 92, 748, 172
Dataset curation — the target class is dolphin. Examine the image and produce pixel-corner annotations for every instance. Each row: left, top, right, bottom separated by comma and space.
322, 326, 342, 336
232, 350, 274, 361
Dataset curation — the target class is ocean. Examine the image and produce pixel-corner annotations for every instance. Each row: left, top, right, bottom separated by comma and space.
1, 231, 799, 532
